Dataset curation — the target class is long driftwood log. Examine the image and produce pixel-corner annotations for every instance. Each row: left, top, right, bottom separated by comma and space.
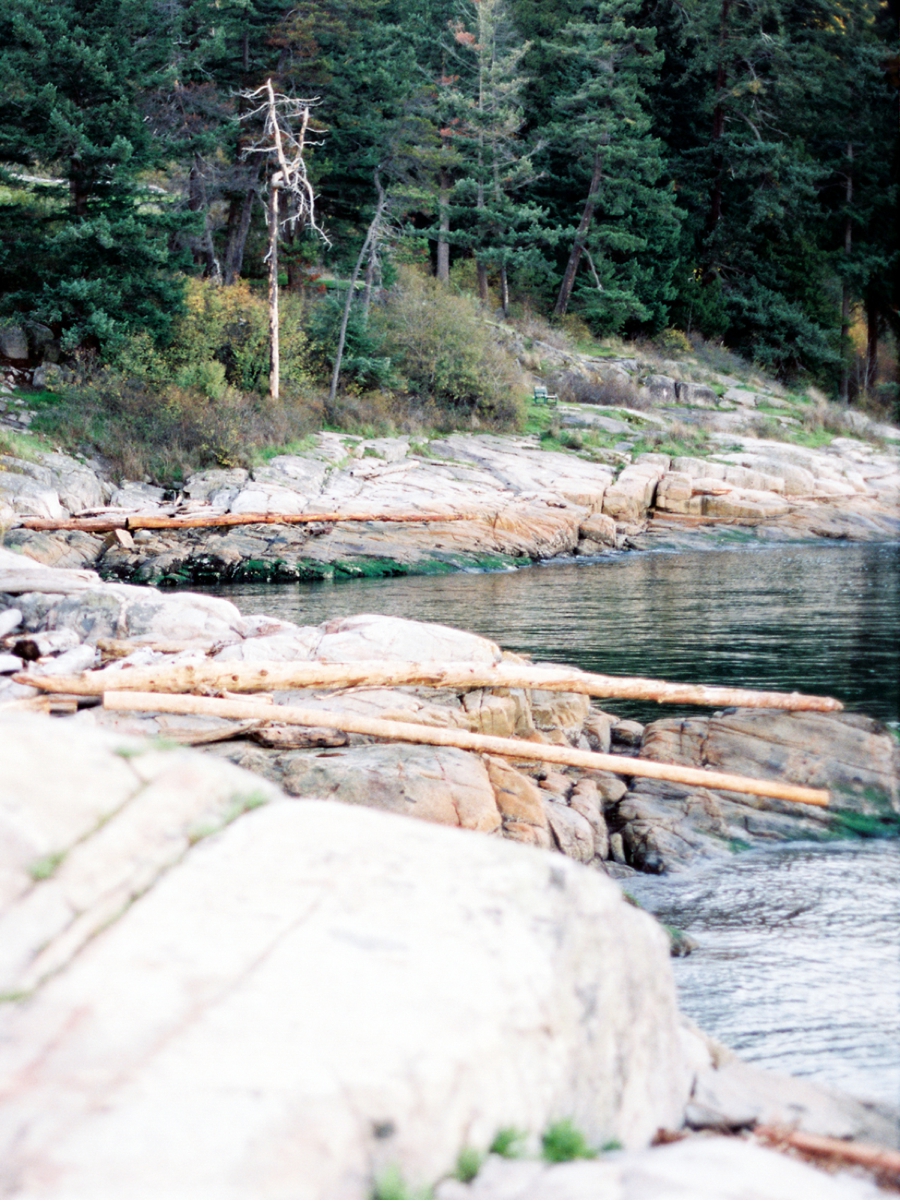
103, 690, 831, 806
22, 658, 844, 712
18, 510, 469, 533
755, 1127, 900, 1181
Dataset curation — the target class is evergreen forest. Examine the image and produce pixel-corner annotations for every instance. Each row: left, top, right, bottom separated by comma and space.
0, 0, 897, 447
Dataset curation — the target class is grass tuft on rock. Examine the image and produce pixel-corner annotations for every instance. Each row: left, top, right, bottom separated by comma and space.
454, 1147, 484, 1183
489, 1127, 527, 1159
541, 1119, 596, 1163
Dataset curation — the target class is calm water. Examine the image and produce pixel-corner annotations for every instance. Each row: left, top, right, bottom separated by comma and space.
210, 542, 900, 1105
215, 542, 900, 724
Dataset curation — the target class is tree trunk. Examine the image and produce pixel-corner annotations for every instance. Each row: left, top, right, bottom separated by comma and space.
553, 148, 604, 318
223, 184, 256, 285
500, 264, 509, 316
362, 248, 377, 319
268, 181, 280, 400
840, 142, 853, 404
101, 692, 831, 806
437, 169, 451, 282
865, 297, 879, 394
476, 260, 489, 302
706, 0, 732, 240
329, 170, 388, 404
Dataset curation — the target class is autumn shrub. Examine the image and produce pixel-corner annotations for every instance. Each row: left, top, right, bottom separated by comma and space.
547, 369, 644, 409
29, 374, 322, 484
375, 268, 525, 427
112, 278, 311, 395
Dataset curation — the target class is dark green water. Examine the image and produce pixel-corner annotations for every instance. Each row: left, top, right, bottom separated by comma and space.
215, 541, 900, 726
211, 542, 900, 1105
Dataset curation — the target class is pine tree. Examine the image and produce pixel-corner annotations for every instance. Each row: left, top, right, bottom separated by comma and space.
547, 0, 682, 330
0, 0, 192, 351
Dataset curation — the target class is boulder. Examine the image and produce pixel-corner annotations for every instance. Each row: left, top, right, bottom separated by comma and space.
655, 472, 695, 514
577, 513, 617, 546
644, 375, 677, 404
545, 798, 595, 862
36, 452, 106, 513
724, 387, 757, 407
602, 466, 661, 523
671, 457, 727, 480
279, 743, 503, 833
12, 581, 243, 645
530, 689, 591, 737
0, 470, 64, 520
677, 382, 719, 408
0, 326, 28, 361
485, 756, 550, 849
314, 614, 502, 665
0, 713, 693, 1197
616, 710, 900, 872
213, 629, 321, 662
183, 468, 249, 503
722, 465, 785, 493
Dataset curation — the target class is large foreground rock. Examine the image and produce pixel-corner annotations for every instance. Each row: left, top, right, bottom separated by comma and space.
0, 712, 694, 1198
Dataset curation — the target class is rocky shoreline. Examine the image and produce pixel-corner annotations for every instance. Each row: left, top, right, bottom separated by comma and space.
2, 419, 899, 587
1, 547, 899, 1197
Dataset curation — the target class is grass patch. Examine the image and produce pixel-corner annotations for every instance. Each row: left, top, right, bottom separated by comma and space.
0, 425, 50, 461
541, 1120, 596, 1163
28, 850, 66, 881
371, 1166, 425, 1200
489, 1128, 527, 1159
454, 1148, 484, 1183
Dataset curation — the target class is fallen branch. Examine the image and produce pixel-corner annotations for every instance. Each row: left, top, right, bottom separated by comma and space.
755, 1126, 900, 1181
20, 658, 844, 712
102, 691, 832, 806
18, 510, 469, 533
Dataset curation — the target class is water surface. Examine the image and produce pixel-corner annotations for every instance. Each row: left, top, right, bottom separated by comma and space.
215, 542, 900, 724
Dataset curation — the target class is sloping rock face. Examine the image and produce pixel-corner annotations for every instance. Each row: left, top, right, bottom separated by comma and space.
612, 710, 900, 873
0, 712, 694, 1198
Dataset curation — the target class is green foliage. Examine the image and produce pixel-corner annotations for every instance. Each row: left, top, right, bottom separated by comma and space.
375, 269, 524, 425
489, 1128, 527, 1158
454, 1148, 484, 1183
541, 1120, 596, 1163
371, 1166, 414, 1200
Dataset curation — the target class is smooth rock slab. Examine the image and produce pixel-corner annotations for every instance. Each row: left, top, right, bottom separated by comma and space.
0, 797, 692, 1198
279, 743, 503, 833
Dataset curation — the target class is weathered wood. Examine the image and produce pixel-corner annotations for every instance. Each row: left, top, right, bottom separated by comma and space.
103, 691, 832, 806
755, 1127, 900, 1180
22, 658, 844, 712
18, 510, 468, 534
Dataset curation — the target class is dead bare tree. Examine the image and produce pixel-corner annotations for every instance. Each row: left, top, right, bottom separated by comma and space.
328, 169, 390, 404
238, 79, 328, 399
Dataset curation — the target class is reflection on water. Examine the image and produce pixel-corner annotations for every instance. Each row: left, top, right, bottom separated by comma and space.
628, 842, 900, 1106
207, 542, 900, 1102
214, 542, 900, 724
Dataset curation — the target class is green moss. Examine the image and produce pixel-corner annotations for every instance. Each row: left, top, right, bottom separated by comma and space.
828, 810, 900, 839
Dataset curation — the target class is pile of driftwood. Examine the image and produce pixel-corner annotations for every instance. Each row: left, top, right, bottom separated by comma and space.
15, 654, 838, 807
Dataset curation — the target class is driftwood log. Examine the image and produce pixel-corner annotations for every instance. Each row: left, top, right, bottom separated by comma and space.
755, 1127, 900, 1182
102, 690, 831, 806
18, 510, 469, 533
21, 658, 844, 712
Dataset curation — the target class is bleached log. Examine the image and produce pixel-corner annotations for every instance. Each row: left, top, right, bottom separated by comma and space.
103, 691, 832, 807
755, 1127, 900, 1180
19, 510, 468, 533
21, 658, 844, 712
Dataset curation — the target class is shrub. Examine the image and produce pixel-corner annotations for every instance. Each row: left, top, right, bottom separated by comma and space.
454, 1148, 484, 1183
111, 278, 311, 395
540, 1115, 595, 1163
489, 1128, 527, 1159
546, 370, 644, 410
375, 268, 524, 427
29, 374, 323, 484
541, 1119, 596, 1163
